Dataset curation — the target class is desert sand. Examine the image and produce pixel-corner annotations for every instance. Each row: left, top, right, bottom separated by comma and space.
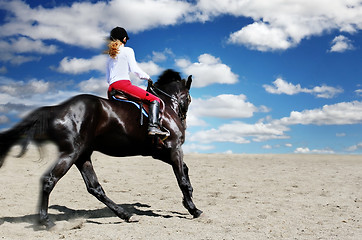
0, 144, 361, 239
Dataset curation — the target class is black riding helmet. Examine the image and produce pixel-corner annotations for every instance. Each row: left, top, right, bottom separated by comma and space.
110, 27, 129, 43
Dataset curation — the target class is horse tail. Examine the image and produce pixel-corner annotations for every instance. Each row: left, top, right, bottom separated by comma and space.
0, 107, 50, 168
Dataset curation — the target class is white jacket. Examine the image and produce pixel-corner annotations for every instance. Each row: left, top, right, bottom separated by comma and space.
106, 46, 150, 85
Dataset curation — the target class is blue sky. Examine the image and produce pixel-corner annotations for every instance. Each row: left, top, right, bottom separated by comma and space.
0, 0, 362, 154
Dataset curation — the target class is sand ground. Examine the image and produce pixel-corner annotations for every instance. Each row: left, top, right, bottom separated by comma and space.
0, 144, 361, 239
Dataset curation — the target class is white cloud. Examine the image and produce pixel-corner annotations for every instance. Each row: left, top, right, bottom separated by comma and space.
1, 0, 362, 53
186, 93, 267, 128
228, 22, 293, 51
0, 87, 77, 108
276, 101, 362, 125
294, 147, 310, 153
28, 79, 50, 94
0, 88, 80, 118
223, 150, 233, 154
54, 54, 163, 78
0, 79, 49, 97
0, 66, 6, 74
191, 127, 250, 144
107, 0, 193, 33
151, 52, 167, 62
336, 132, 346, 137
10, 37, 58, 54
356, 89, 362, 96
138, 61, 164, 77
182, 143, 215, 153
175, 54, 238, 87
190, 121, 289, 144
185, 113, 208, 127
55, 55, 107, 74
78, 77, 108, 97
346, 142, 362, 152
0, 37, 59, 65
262, 144, 272, 149
189, 94, 268, 119
263, 78, 343, 98
0, 77, 81, 118
0, 0, 193, 49
189, 100, 362, 146
312, 85, 344, 98
264, 78, 304, 95
294, 147, 335, 154
0, 115, 9, 124
195, 0, 362, 51
329, 35, 354, 52
0, 54, 40, 65
0, 37, 58, 54
149, 48, 174, 62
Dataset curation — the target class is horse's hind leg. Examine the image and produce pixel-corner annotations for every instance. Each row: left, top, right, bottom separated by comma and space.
75, 158, 134, 222
39, 152, 75, 228
170, 148, 203, 218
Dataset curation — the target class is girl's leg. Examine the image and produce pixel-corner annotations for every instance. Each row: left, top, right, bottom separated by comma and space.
109, 80, 168, 136
109, 80, 159, 103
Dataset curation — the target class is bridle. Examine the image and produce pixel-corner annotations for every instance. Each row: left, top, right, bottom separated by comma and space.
148, 83, 190, 122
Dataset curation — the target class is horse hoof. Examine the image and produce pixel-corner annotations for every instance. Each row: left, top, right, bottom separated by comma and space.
193, 209, 203, 218
39, 218, 56, 230
127, 215, 140, 223
46, 222, 56, 230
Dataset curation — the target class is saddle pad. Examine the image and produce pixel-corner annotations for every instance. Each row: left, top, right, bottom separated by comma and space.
112, 96, 149, 118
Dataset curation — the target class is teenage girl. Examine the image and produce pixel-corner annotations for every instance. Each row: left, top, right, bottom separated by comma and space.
106, 27, 169, 136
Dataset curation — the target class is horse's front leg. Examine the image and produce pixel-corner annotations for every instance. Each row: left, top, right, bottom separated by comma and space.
76, 158, 136, 222
170, 148, 203, 218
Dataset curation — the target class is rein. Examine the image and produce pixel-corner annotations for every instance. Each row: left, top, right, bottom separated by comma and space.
148, 83, 175, 100
148, 83, 188, 122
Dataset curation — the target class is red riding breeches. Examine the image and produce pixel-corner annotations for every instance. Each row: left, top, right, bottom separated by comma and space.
108, 80, 160, 103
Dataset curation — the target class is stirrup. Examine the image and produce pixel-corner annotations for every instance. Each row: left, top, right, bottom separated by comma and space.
148, 126, 170, 137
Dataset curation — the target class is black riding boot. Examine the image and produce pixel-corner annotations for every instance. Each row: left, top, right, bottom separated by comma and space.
148, 100, 170, 136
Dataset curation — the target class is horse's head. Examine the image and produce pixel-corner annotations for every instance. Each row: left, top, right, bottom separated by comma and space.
154, 69, 192, 122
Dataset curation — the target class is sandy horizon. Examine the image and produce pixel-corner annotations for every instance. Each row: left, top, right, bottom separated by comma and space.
0, 144, 361, 239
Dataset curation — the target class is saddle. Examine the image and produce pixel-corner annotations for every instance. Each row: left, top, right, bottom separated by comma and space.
108, 89, 165, 126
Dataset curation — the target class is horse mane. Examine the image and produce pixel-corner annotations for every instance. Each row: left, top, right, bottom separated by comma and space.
156, 69, 182, 86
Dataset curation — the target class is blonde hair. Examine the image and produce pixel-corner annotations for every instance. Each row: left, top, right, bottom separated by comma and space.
106, 40, 122, 59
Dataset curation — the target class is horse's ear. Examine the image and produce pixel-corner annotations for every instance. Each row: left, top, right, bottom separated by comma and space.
186, 75, 192, 90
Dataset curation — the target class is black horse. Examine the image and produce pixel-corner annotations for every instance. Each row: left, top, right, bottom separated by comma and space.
0, 69, 202, 228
